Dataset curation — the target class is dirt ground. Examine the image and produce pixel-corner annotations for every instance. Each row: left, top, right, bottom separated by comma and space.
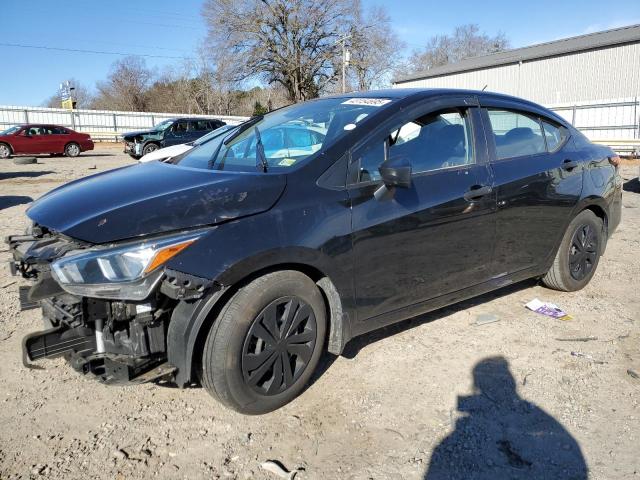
0, 148, 639, 480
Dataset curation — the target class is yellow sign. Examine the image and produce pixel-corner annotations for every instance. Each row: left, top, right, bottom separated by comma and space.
61, 98, 74, 110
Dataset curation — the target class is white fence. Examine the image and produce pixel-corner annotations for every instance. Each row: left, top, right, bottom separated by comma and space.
548, 98, 640, 156
0, 99, 638, 154
0, 105, 248, 141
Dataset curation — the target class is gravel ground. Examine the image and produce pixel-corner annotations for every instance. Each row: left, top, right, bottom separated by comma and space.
0, 149, 639, 480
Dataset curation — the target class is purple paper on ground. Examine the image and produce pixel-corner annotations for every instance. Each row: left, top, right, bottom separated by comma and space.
525, 298, 573, 321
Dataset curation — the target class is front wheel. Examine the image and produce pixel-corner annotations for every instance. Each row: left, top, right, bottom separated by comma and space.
200, 271, 327, 414
0, 143, 11, 159
542, 210, 603, 291
142, 143, 159, 156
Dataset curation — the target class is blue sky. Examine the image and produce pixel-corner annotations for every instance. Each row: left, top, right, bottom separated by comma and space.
1, 0, 638, 106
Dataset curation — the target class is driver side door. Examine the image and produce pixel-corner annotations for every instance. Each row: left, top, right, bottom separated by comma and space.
164, 121, 189, 146
21, 126, 50, 154
348, 96, 497, 327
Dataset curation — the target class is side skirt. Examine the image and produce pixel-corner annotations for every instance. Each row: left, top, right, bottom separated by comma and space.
349, 266, 543, 340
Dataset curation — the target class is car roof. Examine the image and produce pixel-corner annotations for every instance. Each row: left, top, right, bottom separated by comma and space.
171, 117, 222, 122
21, 123, 66, 127
326, 88, 564, 124
328, 87, 544, 104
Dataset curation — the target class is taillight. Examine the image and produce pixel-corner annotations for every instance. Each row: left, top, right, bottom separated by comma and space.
608, 155, 621, 168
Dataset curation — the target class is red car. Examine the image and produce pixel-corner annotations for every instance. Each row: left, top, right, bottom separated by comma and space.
0, 124, 94, 159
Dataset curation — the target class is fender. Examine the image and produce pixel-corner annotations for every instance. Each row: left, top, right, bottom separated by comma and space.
542, 169, 615, 273
166, 247, 354, 387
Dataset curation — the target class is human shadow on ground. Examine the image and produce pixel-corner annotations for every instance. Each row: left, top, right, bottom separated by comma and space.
0, 171, 53, 180
623, 177, 639, 193
0, 195, 33, 210
424, 356, 587, 480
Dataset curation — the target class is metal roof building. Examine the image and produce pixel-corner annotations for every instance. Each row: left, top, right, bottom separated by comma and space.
394, 24, 640, 106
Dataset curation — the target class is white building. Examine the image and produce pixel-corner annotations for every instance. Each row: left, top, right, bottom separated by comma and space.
394, 24, 640, 150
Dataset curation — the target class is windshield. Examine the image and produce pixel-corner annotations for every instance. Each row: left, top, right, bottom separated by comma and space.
0, 125, 20, 135
154, 119, 174, 131
173, 97, 393, 171
193, 124, 235, 146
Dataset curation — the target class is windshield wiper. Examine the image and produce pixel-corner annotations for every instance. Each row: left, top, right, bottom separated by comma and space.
254, 126, 268, 173
223, 115, 263, 146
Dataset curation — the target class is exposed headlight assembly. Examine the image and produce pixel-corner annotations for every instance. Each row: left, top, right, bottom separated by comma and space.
51, 231, 202, 301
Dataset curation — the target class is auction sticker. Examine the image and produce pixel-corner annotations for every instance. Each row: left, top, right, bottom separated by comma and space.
278, 158, 297, 166
341, 98, 392, 107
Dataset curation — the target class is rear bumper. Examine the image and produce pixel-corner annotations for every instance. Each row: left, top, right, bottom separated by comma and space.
609, 172, 623, 236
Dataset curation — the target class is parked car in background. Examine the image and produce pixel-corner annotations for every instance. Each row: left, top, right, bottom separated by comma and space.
8, 89, 622, 414
123, 118, 226, 159
0, 124, 94, 158
139, 124, 236, 163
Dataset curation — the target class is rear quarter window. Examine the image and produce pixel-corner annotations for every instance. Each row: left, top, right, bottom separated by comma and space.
541, 119, 568, 152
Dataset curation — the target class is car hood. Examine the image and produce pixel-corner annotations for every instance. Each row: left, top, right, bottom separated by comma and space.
122, 129, 159, 139
26, 161, 286, 244
139, 143, 192, 163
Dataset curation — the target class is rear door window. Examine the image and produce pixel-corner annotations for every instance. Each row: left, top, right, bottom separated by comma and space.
487, 109, 546, 160
192, 120, 210, 131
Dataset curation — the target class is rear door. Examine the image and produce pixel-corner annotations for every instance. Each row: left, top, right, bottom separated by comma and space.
47, 126, 68, 153
480, 99, 582, 277
349, 95, 497, 323
189, 120, 210, 142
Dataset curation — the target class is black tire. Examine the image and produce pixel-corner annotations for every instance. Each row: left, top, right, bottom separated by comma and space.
200, 270, 327, 414
542, 210, 603, 291
0, 143, 11, 159
13, 157, 37, 165
142, 143, 160, 156
64, 142, 81, 157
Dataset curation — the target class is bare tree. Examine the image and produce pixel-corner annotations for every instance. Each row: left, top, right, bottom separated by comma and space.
409, 24, 509, 72
202, 0, 353, 102
347, 1, 404, 91
93, 56, 154, 111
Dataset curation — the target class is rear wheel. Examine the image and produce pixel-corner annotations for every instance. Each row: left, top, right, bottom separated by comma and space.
200, 270, 327, 414
64, 142, 80, 157
542, 210, 603, 291
0, 143, 11, 158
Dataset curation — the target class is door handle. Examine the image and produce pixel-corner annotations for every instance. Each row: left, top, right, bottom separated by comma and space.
561, 159, 579, 171
464, 185, 493, 201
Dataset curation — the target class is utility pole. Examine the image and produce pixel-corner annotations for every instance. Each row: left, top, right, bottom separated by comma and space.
336, 34, 352, 93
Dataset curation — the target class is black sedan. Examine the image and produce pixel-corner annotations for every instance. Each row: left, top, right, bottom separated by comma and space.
8, 88, 622, 414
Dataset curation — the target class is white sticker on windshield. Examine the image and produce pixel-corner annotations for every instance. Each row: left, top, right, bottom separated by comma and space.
341, 98, 392, 107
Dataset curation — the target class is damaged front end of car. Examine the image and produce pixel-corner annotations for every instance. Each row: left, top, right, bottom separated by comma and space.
7, 225, 215, 385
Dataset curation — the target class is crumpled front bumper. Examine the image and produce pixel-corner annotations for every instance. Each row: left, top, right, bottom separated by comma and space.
123, 141, 143, 156
6, 232, 178, 385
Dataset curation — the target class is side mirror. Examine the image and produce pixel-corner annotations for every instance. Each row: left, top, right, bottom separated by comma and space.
379, 155, 412, 188
21, 130, 31, 137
